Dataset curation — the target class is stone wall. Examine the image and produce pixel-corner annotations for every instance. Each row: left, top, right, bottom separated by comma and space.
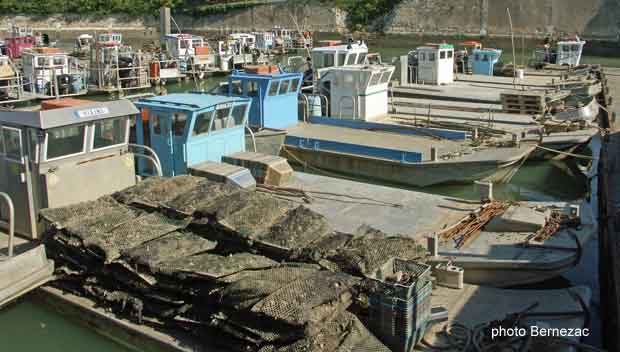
385, 0, 620, 40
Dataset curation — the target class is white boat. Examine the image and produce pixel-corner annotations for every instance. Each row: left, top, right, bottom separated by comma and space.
21, 48, 88, 99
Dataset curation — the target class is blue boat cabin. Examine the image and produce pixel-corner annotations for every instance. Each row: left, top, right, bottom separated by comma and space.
472, 48, 502, 76
135, 93, 250, 176
227, 69, 302, 130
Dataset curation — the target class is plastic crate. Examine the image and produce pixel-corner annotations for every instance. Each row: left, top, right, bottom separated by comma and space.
372, 317, 430, 352
368, 258, 431, 300
369, 281, 432, 337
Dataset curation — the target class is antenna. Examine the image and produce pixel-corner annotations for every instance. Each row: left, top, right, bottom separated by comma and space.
506, 7, 517, 87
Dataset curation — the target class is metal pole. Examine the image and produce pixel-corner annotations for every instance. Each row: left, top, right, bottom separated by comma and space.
0, 192, 15, 258
507, 8, 517, 87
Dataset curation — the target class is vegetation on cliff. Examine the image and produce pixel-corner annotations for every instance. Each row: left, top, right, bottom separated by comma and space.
332, 0, 403, 31
0, 0, 400, 30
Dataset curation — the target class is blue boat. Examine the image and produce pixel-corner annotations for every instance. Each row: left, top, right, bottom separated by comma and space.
471, 48, 502, 76
225, 64, 534, 187
134, 93, 251, 177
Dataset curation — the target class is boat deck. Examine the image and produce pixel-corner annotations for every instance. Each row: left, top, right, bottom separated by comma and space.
285, 172, 478, 236
287, 122, 464, 159
286, 123, 535, 163
417, 285, 591, 351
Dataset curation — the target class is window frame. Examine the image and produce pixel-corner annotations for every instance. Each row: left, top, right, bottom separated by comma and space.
278, 80, 290, 95
289, 78, 300, 93
43, 124, 87, 162
192, 110, 215, 137
90, 117, 129, 152
2, 126, 23, 163
268, 80, 280, 96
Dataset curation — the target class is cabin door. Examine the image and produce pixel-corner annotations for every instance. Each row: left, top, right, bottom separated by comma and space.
149, 113, 175, 177
0, 126, 36, 238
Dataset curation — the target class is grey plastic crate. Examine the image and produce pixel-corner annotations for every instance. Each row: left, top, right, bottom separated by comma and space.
368, 258, 431, 300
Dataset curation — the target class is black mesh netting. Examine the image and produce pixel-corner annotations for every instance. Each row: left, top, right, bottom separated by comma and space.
256, 311, 391, 352
41, 176, 428, 352
122, 231, 218, 270
113, 175, 242, 215
292, 225, 427, 277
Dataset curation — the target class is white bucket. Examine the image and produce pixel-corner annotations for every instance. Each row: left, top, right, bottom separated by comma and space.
516, 68, 525, 79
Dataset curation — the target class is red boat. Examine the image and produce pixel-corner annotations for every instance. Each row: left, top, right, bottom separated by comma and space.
5, 25, 35, 59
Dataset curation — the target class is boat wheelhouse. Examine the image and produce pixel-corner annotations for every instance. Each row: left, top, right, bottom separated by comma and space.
228, 33, 256, 51
89, 33, 150, 94
472, 48, 502, 76
216, 40, 255, 72
316, 64, 395, 121
0, 54, 32, 105
311, 41, 369, 71
255, 31, 275, 51
535, 37, 586, 67
162, 33, 217, 78
0, 100, 139, 238
5, 25, 36, 59
134, 94, 251, 176
21, 48, 88, 99
73, 34, 94, 57
227, 68, 303, 130
406, 44, 454, 85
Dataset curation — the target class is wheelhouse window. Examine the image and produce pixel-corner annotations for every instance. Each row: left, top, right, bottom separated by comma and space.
245, 80, 259, 97
428, 53, 436, 62
278, 80, 290, 95
2, 127, 21, 161
289, 78, 299, 93
152, 114, 162, 135
356, 54, 365, 64
380, 71, 392, 84
92, 118, 127, 150
53, 56, 65, 66
172, 113, 188, 136
440, 51, 446, 59
346, 54, 356, 65
212, 108, 232, 131
45, 125, 85, 160
192, 111, 213, 136
268, 81, 280, 96
231, 104, 248, 125
369, 72, 381, 86
36, 57, 49, 67
338, 53, 346, 66
324, 53, 335, 67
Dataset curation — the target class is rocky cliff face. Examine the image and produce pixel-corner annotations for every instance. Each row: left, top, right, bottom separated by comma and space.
385, 0, 618, 40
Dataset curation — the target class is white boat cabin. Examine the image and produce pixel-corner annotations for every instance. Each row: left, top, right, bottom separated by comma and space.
75, 34, 94, 53
228, 33, 256, 51
413, 44, 454, 85
312, 41, 369, 70
21, 49, 86, 98
318, 64, 395, 121
255, 31, 275, 50
163, 33, 209, 58
556, 38, 585, 66
97, 33, 123, 46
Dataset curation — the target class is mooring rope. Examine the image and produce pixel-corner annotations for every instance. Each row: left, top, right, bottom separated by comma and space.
534, 144, 595, 160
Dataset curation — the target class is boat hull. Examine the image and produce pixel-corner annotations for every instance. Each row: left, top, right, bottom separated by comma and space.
282, 144, 533, 187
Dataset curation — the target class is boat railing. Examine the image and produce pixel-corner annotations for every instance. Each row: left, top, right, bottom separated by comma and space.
90, 62, 150, 91
128, 143, 163, 177
26, 69, 88, 98
0, 192, 15, 258
0, 75, 26, 103
338, 95, 357, 119
300, 93, 309, 122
